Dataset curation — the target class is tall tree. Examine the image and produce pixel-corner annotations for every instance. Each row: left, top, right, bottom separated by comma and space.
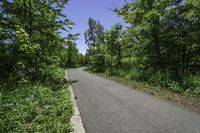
84, 17, 105, 48
84, 18, 106, 71
106, 23, 123, 67
66, 34, 80, 68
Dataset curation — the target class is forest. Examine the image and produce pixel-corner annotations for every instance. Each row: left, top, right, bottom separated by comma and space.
85, 0, 200, 96
0, 0, 200, 132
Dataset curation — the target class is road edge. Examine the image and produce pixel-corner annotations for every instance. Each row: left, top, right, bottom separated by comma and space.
84, 69, 200, 113
65, 70, 86, 133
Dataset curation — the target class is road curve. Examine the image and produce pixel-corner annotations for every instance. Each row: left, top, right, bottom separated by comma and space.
68, 68, 200, 133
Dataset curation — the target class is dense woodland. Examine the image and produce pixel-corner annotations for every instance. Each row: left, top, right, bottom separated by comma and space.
0, 0, 83, 83
85, 0, 200, 96
0, 0, 82, 132
1, 0, 200, 132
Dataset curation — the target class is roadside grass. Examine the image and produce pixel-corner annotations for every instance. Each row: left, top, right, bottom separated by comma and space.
0, 66, 73, 132
85, 68, 200, 113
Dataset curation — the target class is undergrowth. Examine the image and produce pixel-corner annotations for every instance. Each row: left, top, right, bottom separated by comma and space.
88, 67, 200, 97
0, 66, 73, 132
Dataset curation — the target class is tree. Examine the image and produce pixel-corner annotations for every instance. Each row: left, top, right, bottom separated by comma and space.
106, 23, 123, 68
66, 34, 81, 68
85, 0, 200, 93
84, 17, 105, 48
116, 0, 200, 74
84, 18, 106, 71
0, 0, 73, 81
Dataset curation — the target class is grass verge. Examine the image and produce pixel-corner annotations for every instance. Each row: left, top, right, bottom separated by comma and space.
85, 68, 200, 113
0, 67, 73, 132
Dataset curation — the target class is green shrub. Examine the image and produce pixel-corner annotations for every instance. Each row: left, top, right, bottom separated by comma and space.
42, 65, 67, 90
167, 81, 183, 93
185, 75, 200, 96
105, 69, 113, 76
104, 68, 200, 96
124, 68, 140, 80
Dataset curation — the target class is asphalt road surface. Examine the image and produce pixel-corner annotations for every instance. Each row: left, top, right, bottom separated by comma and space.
68, 68, 200, 133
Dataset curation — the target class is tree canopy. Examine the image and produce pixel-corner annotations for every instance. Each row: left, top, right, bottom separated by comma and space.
0, 0, 83, 82
85, 0, 200, 95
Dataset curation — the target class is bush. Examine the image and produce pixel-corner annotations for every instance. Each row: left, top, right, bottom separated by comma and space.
104, 68, 200, 96
124, 68, 140, 80
168, 81, 183, 93
184, 75, 200, 96
42, 65, 67, 90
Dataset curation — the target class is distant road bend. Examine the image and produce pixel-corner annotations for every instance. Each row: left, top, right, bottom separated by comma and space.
68, 68, 200, 133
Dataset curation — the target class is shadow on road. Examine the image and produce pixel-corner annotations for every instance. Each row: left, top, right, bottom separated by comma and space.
68, 80, 79, 84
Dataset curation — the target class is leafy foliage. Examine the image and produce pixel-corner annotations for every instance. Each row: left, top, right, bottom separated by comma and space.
0, 0, 80, 132
0, 0, 83, 82
85, 0, 200, 96
66, 34, 85, 68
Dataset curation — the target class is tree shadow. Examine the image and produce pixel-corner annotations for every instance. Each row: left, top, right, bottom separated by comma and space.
68, 80, 79, 84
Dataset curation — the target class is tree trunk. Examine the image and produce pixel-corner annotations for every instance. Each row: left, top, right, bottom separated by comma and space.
182, 44, 186, 73
28, 0, 32, 38
23, 0, 27, 31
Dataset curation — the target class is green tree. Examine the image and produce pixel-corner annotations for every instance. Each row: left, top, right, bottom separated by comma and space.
84, 17, 105, 48
0, 0, 73, 81
85, 0, 200, 95
66, 34, 81, 68
106, 23, 123, 68
84, 18, 106, 71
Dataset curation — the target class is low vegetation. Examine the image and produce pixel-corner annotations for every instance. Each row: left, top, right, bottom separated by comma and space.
0, 66, 73, 132
102, 68, 200, 97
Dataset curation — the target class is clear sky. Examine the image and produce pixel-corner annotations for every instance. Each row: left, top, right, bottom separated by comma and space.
62, 0, 127, 54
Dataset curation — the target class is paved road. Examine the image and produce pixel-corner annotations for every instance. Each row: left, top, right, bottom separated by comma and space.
68, 68, 200, 133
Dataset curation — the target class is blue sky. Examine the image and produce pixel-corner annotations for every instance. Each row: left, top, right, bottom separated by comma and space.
62, 0, 127, 54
